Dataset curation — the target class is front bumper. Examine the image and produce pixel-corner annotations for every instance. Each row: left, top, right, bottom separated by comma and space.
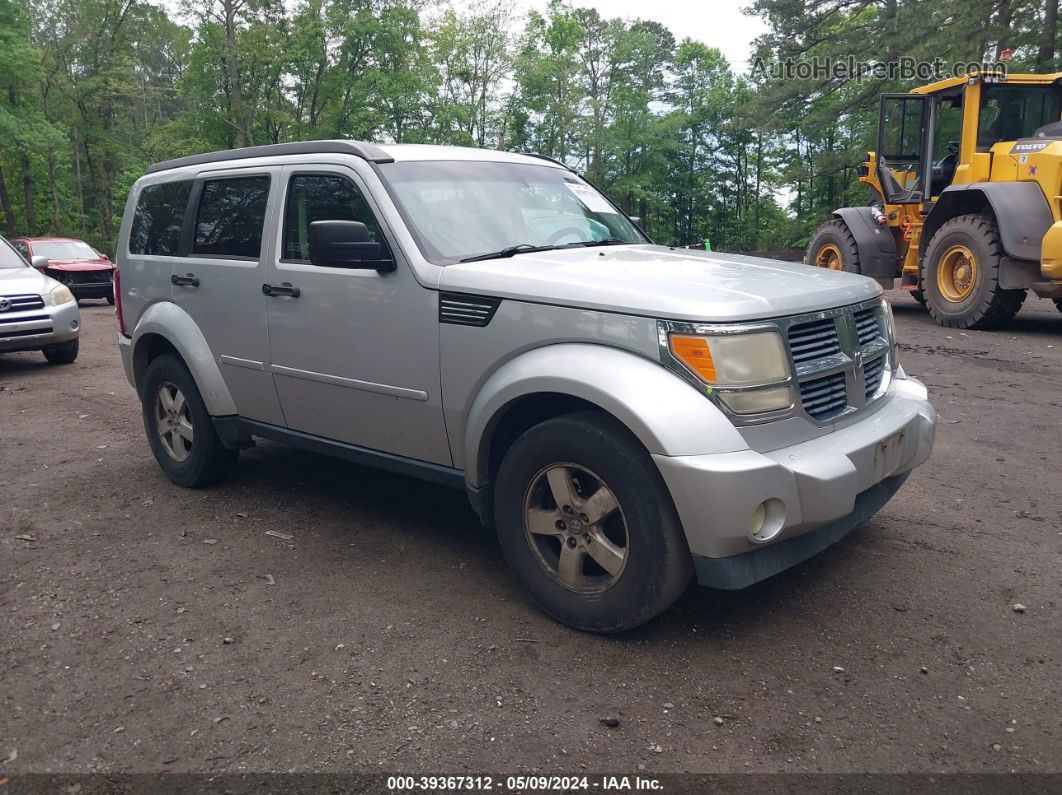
0, 299, 80, 353
654, 376, 935, 587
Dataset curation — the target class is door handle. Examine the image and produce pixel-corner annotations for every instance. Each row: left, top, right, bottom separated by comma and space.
171, 273, 199, 287
262, 282, 301, 298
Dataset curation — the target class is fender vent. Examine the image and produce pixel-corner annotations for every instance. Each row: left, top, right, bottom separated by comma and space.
439, 292, 501, 327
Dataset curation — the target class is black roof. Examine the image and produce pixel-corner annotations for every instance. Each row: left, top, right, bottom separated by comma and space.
145, 140, 394, 174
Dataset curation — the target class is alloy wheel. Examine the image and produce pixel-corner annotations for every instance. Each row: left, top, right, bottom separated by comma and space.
523, 463, 629, 593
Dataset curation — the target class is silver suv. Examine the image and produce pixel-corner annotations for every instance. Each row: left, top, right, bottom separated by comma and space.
0, 236, 81, 364
115, 142, 936, 633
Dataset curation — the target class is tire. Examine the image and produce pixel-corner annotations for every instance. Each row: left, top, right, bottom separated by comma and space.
805, 218, 861, 273
1054, 298, 1062, 313
42, 338, 79, 364
493, 410, 693, 634
140, 353, 238, 487
107, 291, 115, 305
922, 213, 1026, 329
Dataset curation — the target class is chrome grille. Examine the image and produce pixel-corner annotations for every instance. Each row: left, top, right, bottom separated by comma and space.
785, 300, 892, 424
799, 371, 848, 420
0, 294, 46, 311
787, 317, 840, 363
863, 354, 886, 398
854, 308, 880, 346
439, 292, 501, 327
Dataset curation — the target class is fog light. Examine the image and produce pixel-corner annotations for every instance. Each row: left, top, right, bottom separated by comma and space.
749, 498, 786, 543
71, 321, 79, 330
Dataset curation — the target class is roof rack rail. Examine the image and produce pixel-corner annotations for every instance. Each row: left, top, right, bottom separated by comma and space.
522, 152, 576, 172
146, 140, 395, 174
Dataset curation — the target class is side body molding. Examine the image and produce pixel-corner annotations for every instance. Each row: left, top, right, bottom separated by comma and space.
130, 301, 237, 416
462, 343, 749, 489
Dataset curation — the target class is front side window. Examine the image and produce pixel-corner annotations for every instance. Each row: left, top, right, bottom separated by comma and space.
283, 174, 384, 261
32, 240, 99, 260
377, 160, 645, 264
130, 181, 193, 256
14, 240, 30, 258
194, 176, 271, 258
978, 84, 1062, 150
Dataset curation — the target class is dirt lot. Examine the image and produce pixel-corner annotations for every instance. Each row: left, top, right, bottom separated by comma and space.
2, 294, 1061, 777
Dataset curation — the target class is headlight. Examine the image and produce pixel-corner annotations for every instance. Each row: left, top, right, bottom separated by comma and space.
668, 330, 793, 414
880, 297, 900, 371
48, 284, 75, 306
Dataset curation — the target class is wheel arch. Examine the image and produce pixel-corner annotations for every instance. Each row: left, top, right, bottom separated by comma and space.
463, 343, 749, 498
130, 301, 236, 416
922, 183, 1051, 264
829, 207, 898, 278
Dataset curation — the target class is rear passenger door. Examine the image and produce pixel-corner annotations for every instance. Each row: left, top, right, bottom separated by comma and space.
173, 168, 285, 425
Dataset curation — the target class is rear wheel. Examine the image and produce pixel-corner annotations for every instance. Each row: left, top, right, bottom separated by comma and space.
141, 353, 238, 487
493, 411, 692, 634
923, 214, 1025, 329
806, 218, 861, 274
42, 338, 79, 364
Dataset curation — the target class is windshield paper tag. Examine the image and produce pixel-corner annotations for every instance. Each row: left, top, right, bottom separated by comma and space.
566, 183, 615, 214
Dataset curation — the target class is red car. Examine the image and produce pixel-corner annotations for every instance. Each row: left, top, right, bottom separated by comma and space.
11, 236, 115, 303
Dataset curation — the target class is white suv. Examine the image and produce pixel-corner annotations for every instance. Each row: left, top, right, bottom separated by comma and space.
115, 141, 936, 633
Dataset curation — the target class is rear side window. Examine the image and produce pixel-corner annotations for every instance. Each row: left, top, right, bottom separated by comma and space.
283, 174, 383, 261
194, 176, 271, 258
129, 181, 193, 256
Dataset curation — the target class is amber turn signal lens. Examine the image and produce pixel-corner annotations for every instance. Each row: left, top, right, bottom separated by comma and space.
670, 335, 717, 382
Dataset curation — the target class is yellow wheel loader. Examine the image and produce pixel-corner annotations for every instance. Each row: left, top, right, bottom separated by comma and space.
807, 71, 1062, 328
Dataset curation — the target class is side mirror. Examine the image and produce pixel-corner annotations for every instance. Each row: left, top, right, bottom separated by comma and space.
31, 255, 49, 270
99, 253, 110, 262
308, 220, 395, 271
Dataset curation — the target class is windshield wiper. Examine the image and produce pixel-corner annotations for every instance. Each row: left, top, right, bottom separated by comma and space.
459, 244, 559, 263
569, 237, 629, 248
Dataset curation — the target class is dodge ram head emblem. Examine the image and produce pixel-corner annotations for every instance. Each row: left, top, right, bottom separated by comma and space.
0, 297, 11, 312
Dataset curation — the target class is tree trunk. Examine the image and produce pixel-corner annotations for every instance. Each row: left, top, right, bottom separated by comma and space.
1038, 0, 1059, 68
73, 139, 86, 233
47, 145, 61, 232
21, 153, 36, 234
0, 165, 18, 235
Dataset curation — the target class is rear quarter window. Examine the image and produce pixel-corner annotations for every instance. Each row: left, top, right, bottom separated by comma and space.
129, 180, 194, 256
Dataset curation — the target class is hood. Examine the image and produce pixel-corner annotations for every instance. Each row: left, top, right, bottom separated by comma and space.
0, 265, 57, 296
439, 245, 881, 322
42, 258, 113, 271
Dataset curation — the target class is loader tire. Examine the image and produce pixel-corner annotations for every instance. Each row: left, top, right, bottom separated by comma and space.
806, 219, 861, 274
922, 214, 1025, 329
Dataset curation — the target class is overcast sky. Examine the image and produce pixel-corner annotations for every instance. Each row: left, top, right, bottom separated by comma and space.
514, 0, 768, 73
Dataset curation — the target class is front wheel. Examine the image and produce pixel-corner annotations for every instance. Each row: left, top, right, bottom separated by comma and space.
493, 411, 692, 634
141, 353, 238, 487
42, 338, 79, 364
922, 214, 1025, 329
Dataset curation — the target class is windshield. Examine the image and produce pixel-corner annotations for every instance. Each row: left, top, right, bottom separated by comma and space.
978, 84, 1062, 150
377, 160, 646, 264
0, 238, 28, 270
33, 240, 99, 260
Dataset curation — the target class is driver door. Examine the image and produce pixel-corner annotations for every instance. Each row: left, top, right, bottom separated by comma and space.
878, 93, 933, 204
263, 164, 451, 466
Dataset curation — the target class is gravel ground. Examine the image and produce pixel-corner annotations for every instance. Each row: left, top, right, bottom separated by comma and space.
1, 293, 1060, 776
